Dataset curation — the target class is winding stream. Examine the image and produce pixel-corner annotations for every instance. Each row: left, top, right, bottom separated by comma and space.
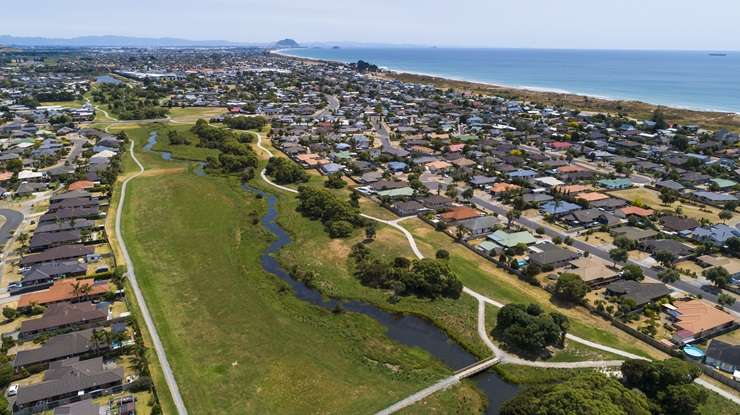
144, 131, 172, 160
245, 184, 518, 414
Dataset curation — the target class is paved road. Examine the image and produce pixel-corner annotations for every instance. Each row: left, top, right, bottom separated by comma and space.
41, 137, 87, 172
0, 209, 23, 247
470, 195, 740, 315
0, 208, 24, 284
312, 94, 340, 118
115, 141, 189, 414
372, 120, 409, 157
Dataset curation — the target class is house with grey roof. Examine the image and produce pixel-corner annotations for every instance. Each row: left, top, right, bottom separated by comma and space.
13, 357, 123, 411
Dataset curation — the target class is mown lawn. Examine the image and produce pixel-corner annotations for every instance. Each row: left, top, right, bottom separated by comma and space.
121, 171, 481, 414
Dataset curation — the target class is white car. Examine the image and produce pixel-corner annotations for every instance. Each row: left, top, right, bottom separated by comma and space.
7, 384, 18, 397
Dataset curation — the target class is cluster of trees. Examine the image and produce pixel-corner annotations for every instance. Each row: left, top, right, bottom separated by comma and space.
92, 84, 168, 120
622, 358, 706, 415
296, 186, 363, 238
191, 119, 252, 148
223, 115, 268, 130
352, 60, 380, 73
167, 130, 191, 145
501, 372, 651, 415
502, 358, 707, 415
192, 120, 258, 174
34, 91, 79, 102
494, 303, 569, 352
351, 244, 463, 300
265, 157, 308, 184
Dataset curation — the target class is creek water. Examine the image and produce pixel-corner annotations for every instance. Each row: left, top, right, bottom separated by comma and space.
244, 184, 518, 413
144, 132, 171, 160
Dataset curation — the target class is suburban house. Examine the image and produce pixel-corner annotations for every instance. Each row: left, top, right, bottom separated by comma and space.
567, 257, 620, 287
641, 239, 693, 259
13, 357, 123, 412
19, 302, 108, 340
704, 340, 740, 375
605, 280, 672, 310
17, 278, 110, 310
454, 215, 500, 236
529, 243, 580, 268
12, 329, 103, 370
487, 230, 537, 249
691, 224, 740, 246
666, 300, 737, 344
439, 206, 481, 223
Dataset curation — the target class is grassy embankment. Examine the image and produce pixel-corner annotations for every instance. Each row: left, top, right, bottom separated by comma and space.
112, 124, 485, 414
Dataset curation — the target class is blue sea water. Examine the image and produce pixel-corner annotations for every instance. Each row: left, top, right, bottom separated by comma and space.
278, 48, 740, 113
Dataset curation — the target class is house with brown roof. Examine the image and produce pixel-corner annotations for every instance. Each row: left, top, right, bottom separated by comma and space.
576, 192, 610, 203
439, 206, 482, 223
490, 182, 521, 196
18, 278, 110, 309
617, 206, 655, 218
666, 300, 737, 344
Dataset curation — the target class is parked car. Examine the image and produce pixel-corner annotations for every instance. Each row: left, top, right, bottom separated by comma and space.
7, 384, 19, 397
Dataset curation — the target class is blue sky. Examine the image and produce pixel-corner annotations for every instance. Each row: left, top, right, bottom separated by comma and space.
2, 0, 738, 50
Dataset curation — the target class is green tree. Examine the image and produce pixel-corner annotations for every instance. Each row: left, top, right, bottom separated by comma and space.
621, 264, 644, 281
718, 293, 736, 307
719, 209, 733, 222
435, 249, 450, 260
704, 266, 730, 289
506, 209, 521, 230
365, 224, 376, 240
609, 248, 628, 266
658, 268, 680, 283
1, 307, 15, 321
553, 273, 589, 303
325, 172, 347, 189
501, 372, 650, 415
654, 251, 676, 268
461, 187, 474, 201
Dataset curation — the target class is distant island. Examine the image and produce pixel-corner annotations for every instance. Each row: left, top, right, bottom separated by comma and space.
274, 38, 300, 48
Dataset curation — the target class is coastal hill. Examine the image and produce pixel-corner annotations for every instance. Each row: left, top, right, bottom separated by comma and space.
274, 38, 301, 48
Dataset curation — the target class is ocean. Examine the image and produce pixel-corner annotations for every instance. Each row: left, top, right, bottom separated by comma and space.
278, 47, 740, 113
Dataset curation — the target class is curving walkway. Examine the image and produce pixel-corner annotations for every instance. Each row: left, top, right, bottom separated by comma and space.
252, 134, 740, 409
115, 141, 189, 414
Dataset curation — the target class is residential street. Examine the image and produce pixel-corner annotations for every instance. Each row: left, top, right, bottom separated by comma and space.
470, 195, 740, 315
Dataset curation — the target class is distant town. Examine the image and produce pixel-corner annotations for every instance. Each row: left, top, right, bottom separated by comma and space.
0, 45, 738, 415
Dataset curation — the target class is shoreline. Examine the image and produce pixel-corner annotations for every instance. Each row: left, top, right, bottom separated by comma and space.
272, 49, 740, 132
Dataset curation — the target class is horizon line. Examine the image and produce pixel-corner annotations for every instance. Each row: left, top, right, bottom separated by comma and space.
0, 33, 737, 53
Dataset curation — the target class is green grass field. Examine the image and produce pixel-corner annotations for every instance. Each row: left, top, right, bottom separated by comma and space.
150, 124, 220, 161
120, 167, 484, 414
